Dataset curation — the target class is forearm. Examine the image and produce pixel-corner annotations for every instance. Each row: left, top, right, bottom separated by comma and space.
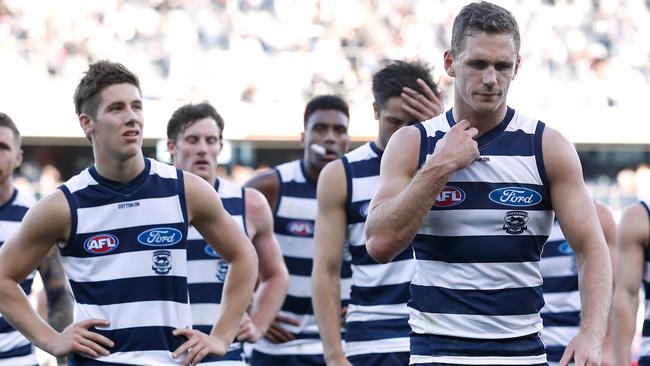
210, 249, 258, 343
250, 274, 287, 335
576, 244, 612, 341
367, 167, 448, 262
312, 270, 345, 362
612, 291, 638, 365
0, 279, 58, 351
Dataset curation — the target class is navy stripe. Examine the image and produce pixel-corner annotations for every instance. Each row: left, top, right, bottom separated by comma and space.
534, 122, 550, 189
429, 182, 552, 211
251, 350, 325, 365
281, 294, 313, 315
191, 328, 244, 363
545, 345, 565, 362
541, 311, 580, 327
61, 223, 187, 258
0, 317, 14, 333
541, 241, 573, 257
640, 356, 650, 366
176, 168, 189, 229
345, 317, 410, 342
644, 281, 650, 300
69, 276, 188, 305
346, 156, 381, 179
347, 200, 370, 224
19, 278, 33, 295
275, 217, 314, 238
92, 326, 185, 353
413, 235, 544, 263
348, 352, 409, 366
284, 256, 312, 276
642, 320, 650, 336
68, 355, 136, 366
479, 129, 535, 156
59, 184, 79, 252
409, 285, 544, 316
221, 197, 244, 217
350, 282, 410, 306
187, 240, 222, 260
410, 331, 545, 357
0, 206, 29, 221
342, 155, 354, 218
542, 276, 579, 293
0, 343, 32, 358
73, 176, 181, 209
416, 122, 429, 170
341, 260, 352, 278
275, 181, 315, 199
188, 282, 224, 304
349, 244, 413, 266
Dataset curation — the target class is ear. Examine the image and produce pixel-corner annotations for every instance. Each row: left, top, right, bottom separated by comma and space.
15, 148, 23, 167
372, 102, 379, 121
79, 114, 94, 138
444, 49, 455, 77
512, 55, 521, 80
167, 139, 176, 155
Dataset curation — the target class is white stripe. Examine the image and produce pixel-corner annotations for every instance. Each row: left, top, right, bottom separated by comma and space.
410, 354, 547, 365
409, 310, 542, 339
0, 330, 30, 351
61, 249, 187, 282
287, 274, 312, 297
13, 190, 35, 208
418, 209, 553, 237
190, 303, 221, 327
217, 179, 243, 198
540, 326, 579, 347
74, 301, 192, 330
76, 196, 184, 234
505, 111, 538, 134
276, 196, 316, 219
448, 155, 543, 185
200, 361, 246, 366
350, 176, 379, 202
276, 235, 314, 259
352, 260, 414, 287
640, 337, 650, 358
277, 161, 306, 183
189, 224, 245, 242
253, 337, 324, 356
345, 337, 409, 356
346, 303, 409, 322
540, 291, 581, 313
75, 350, 185, 365
187, 259, 223, 285
345, 143, 376, 163
540, 256, 576, 277
347, 223, 366, 247
546, 223, 564, 242
341, 277, 351, 301
412, 260, 541, 290
0, 352, 37, 366
0, 221, 20, 241
64, 170, 98, 193
422, 114, 451, 135
149, 159, 178, 180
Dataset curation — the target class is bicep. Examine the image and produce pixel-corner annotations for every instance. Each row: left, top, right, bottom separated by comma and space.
246, 189, 284, 279
615, 204, 647, 294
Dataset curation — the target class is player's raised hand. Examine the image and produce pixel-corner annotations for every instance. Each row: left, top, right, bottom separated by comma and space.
46, 318, 113, 358
172, 328, 229, 366
401, 78, 444, 121
427, 119, 479, 173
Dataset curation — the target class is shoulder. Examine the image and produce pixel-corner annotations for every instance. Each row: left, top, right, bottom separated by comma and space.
244, 169, 279, 191
541, 125, 581, 178
244, 187, 271, 212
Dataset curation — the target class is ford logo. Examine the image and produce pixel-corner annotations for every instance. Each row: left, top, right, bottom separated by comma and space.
489, 187, 542, 207
137, 227, 183, 247
204, 244, 221, 258
434, 186, 466, 207
84, 233, 119, 254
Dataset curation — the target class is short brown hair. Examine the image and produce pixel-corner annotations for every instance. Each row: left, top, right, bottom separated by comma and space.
451, 1, 520, 57
0, 112, 21, 146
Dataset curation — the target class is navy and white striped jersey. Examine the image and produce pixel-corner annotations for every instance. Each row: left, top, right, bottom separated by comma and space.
639, 201, 650, 366
540, 220, 580, 364
0, 189, 38, 366
342, 142, 413, 357
253, 160, 352, 359
59, 158, 192, 365
187, 177, 247, 365
409, 108, 553, 365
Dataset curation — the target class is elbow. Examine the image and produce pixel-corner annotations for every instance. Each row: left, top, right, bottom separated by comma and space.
366, 237, 393, 264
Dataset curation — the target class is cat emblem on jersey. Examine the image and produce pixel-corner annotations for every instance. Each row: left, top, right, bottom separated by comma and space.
503, 210, 529, 235
152, 250, 172, 275
215, 259, 229, 282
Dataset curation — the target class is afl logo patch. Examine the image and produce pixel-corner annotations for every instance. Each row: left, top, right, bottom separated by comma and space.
286, 220, 314, 237
434, 186, 466, 207
84, 234, 119, 254
489, 187, 542, 207
137, 227, 183, 247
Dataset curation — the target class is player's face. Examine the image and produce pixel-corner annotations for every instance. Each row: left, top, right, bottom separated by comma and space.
84, 83, 144, 161
0, 127, 22, 186
445, 31, 520, 117
301, 109, 350, 170
168, 117, 222, 184
374, 96, 419, 149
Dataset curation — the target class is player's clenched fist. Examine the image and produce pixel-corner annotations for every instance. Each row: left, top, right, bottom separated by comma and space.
427, 119, 479, 174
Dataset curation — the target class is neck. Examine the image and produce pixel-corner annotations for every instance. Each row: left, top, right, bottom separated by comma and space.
302, 158, 321, 183
453, 103, 508, 136
94, 153, 146, 183
374, 137, 386, 152
0, 180, 14, 206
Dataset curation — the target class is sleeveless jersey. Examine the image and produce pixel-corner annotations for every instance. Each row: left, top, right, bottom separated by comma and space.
341, 142, 413, 357
187, 177, 247, 365
409, 108, 553, 365
0, 189, 38, 366
252, 160, 352, 359
540, 220, 580, 364
639, 201, 650, 366
59, 158, 192, 365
